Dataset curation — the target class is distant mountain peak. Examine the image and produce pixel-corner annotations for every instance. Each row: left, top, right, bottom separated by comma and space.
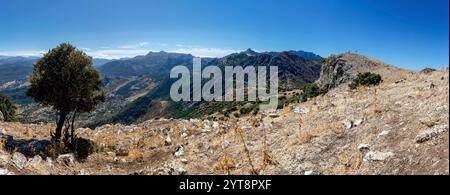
243, 48, 258, 56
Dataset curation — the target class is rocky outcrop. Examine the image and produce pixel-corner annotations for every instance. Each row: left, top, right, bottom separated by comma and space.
317, 53, 405, 89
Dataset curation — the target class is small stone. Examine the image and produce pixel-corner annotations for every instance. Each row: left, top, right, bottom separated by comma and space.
178, 167, 187, 175
79, 169, 89, 175
357, 144, 370, 152
363, 151, 394, 162
56, 153, 75, 166
180, 159, 189, 164
343, 119, 353, 129
180, 132, 189, 138
269, 113, 280, 118
174, 146, 184, 157
419, 117, 431, 125
292, 106, 309, 114
212, 122, 220, 129
164, 136, 172, 146
304, 170, 318, 175
223, 140, 230, 149
354, 118, 365, 126
378, 130, 390, 137
115, 147, 129, 157
435, 105, 448, 112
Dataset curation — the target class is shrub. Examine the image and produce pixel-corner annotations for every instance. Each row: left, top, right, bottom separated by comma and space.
349, 72, 382, 89
71, 137, 97, 161
239, 107, 252, 115
0, 93, 16, 122
300, 83, 328, 102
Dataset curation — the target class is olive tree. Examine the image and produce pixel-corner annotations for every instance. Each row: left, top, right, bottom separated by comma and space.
27, 43, 106, 149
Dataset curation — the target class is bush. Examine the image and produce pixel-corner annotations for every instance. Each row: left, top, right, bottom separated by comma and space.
72, 137, 97, 160
239, 107, 252, 115
349, 72, 382, 89
300, 83, 328, 102
0, 93, 16, 122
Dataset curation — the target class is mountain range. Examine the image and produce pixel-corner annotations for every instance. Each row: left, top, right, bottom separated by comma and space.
1, 49, 327, 126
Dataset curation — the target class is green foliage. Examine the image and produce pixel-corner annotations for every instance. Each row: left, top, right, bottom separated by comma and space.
299, 83, 328, 102
27, 43, 107, 114
349, 72, 382, 90
0, 93, 16, 122
239, 106, 252, 115
26, 43, 106, 147
72, 137, 97, 161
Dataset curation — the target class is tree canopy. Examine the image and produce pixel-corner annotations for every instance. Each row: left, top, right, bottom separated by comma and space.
27, 43, 106, 149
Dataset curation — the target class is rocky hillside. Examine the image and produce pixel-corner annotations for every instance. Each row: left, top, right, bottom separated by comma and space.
1, 65, 448, 175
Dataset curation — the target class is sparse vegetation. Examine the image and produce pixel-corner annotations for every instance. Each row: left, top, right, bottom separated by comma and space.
349, 72, 382, 90
0, 93, 16, 122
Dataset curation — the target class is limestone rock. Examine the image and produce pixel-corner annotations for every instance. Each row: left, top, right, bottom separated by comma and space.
363, 151, 394, 162
10, 152, 27, 169
415, 125, 448, 143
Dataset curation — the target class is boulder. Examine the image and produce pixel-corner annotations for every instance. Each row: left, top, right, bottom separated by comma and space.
10, 152, 27, 169
0, 111, 4, 122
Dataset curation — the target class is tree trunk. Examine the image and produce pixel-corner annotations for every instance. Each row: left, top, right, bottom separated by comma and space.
70, 111, 77, 144
54, 112, 67, 148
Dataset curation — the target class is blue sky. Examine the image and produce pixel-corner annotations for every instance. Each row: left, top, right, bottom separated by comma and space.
0, 0, 448, 70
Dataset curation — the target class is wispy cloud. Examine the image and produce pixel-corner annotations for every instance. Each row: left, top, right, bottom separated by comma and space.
86, 49, 151, 59
118, 42, 149, 49
0, 50, 46, 57
169, 47, 241, 58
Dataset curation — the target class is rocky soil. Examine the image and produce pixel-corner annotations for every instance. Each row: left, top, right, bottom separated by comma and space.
1, 68, 448, 175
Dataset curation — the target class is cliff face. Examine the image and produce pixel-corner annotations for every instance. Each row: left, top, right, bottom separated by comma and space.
1, 68, 448, 175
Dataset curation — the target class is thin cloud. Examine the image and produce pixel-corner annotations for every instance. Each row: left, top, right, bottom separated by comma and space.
0, 50, 46, 57
118, 42, 149, 49
87, 49, 151, 59
169, 47, 242, 58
